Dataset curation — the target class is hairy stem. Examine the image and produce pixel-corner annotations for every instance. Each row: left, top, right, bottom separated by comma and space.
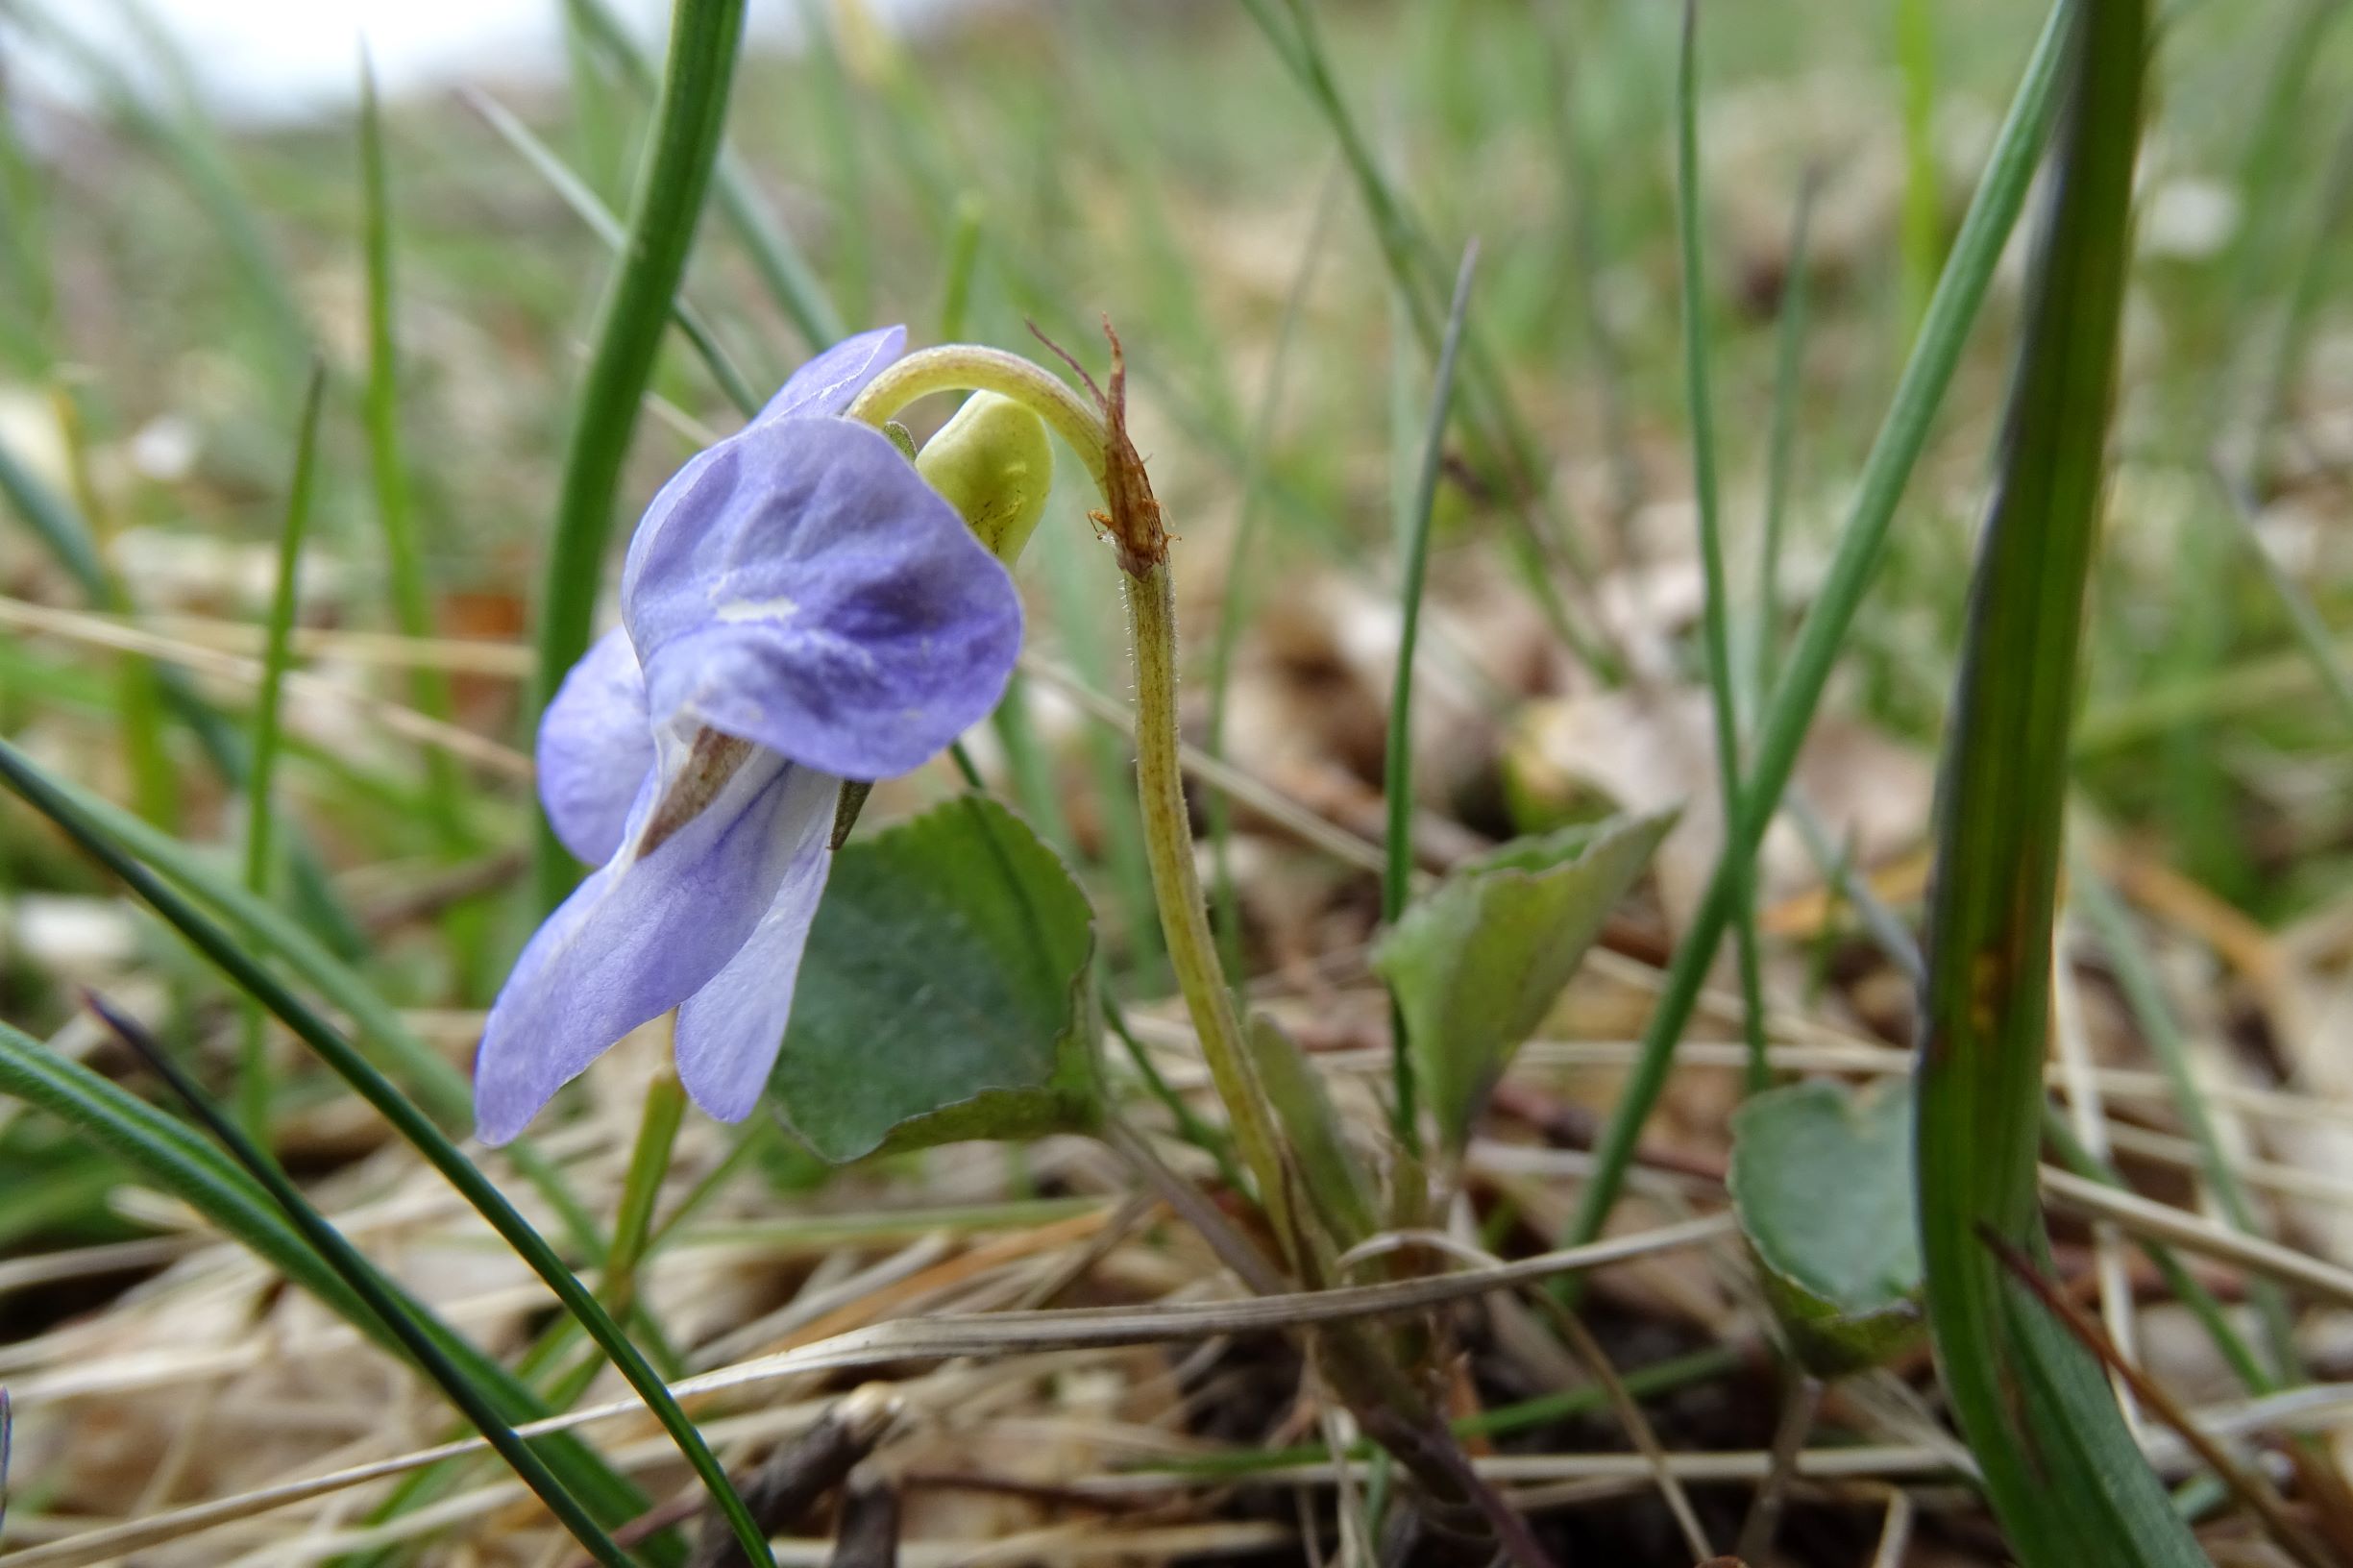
1123, 561, 1293, 1236
846, 346, 1286, 1226
852, 341, 1532, 1560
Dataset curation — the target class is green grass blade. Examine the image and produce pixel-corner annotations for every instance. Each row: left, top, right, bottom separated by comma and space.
2212, 466, 2353, 731
235, 364, 326, 1143
2041, 1107, 2275, 1398
0, 735, 774, 1568
791, 0, 874, 331
39, 770, 596, 1267
49, 385, 175, 833
1673, 0, 1770, 1095
5, 1, 309, 370
1897, 0, 1941, 331
83, 996, 644, 1568
1236, 0, 1612, 674
939, 194, 985, 343
2218, 0, 2346, 394
0, 1021, 653, 1536
0, 434, 369, 960
2255, 106, 2353, 486
0, 69, 58, 361
1206, 173, 1338, 984
560, 0, 635, 202
1751, 171, 1819, 713
564, 0, 846, 350
465, 87, 763, 421
531, 0, 752, 917
1382, 244, 1479, 1150
1912, 2, 2202, 1559
2074, 869, 2302, 1380
1563, 0, 2075, 1255
359, 51, 472, 853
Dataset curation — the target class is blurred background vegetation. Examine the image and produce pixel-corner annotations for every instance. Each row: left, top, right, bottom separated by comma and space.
2, 0, 2350, 1560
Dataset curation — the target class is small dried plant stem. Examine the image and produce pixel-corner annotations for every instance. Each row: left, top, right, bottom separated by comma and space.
1734, 1370, 1821, 1565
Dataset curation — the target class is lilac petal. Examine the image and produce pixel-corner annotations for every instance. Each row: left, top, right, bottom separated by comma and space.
474, 737, 808, 1144
619, 328, 906, 629
624, 418, 1023, 780
672, 766, 838, 1121
751, 326, 906, 427
537, 626, 656, 866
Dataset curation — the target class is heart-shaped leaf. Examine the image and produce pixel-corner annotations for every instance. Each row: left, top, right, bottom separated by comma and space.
768, 795, 1099, 1163
1729, 1078, 1924, 1376
1371, 811, 1673, 1153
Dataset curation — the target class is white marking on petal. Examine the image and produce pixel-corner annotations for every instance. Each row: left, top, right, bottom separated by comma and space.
714, 594, 799, 624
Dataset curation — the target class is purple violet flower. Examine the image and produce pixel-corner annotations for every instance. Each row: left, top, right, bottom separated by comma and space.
475, 327, 1024, 1144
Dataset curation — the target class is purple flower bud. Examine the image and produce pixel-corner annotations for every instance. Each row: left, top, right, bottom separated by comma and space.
476, 328, 1024, 1143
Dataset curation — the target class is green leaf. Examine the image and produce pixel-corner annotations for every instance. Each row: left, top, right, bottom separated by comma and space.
770, 796, 1101, 1163
1729, 1080, 1924, 1376
1371, 812, 1672, 1152
1251, 1012, 1379, 1249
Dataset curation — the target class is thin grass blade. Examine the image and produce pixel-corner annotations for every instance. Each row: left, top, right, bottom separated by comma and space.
1750, 170, 1819, 714
0, 432, 368, 960
1673, 0, 1770, 1092
464, 86, 763, 421
0, 735, 775, 1568
0, 1020, 653, 1536
563, 0, 846, 350
2074, 868, 2302, 1380
531, 0, 752, 915
359, 50, 472, 853
234, 364, 326, 1143
1382, 242, 1479, 1149
1563, 0, 2077, 1253
83, 995, 644, 1568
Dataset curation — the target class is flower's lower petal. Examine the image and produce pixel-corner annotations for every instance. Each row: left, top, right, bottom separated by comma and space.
672, 766, 839, 1121
626, 419, 1023, 780
473, 742, 806, 1144
751, 327, 906, 427
537, 627, 655, 866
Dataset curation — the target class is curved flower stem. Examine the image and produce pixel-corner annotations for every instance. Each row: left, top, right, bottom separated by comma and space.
861, 339, 1543, 1565
848, 347, 1110, 495
850, 346, 1290, 1237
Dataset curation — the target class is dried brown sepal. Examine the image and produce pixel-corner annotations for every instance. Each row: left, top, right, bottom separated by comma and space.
641, 729, 757, 859
1029, 317, 1167, 577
